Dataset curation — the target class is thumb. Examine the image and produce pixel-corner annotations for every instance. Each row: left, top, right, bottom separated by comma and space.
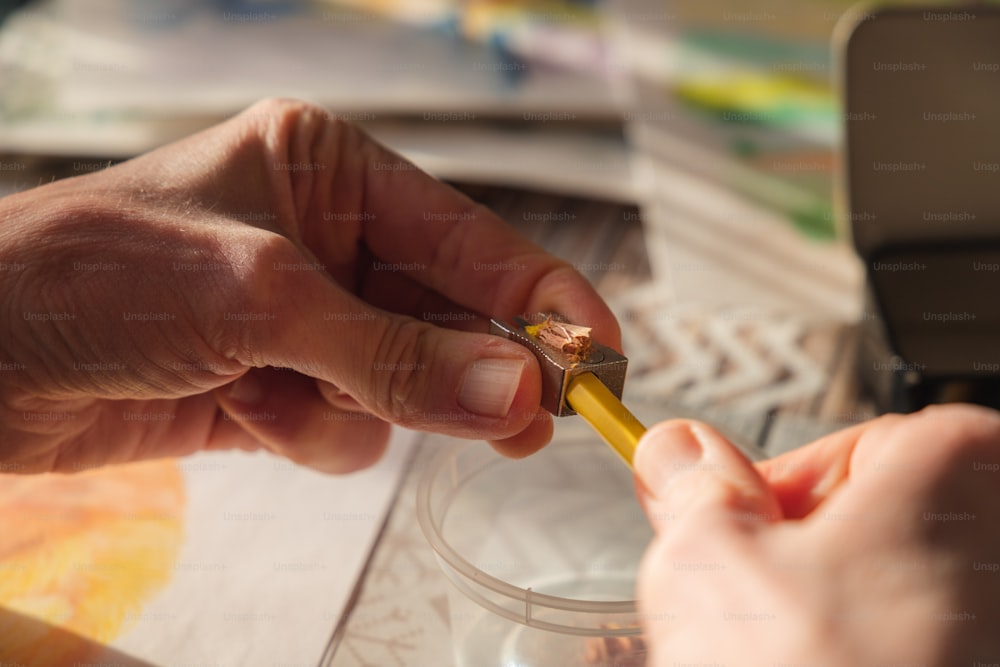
341, 313, 543, 438
219, 265, 544, 444
633, 420, 782, 532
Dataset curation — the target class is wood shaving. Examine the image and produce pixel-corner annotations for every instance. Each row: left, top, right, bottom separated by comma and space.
524, 315, 593, 363
583, 624, 646, 666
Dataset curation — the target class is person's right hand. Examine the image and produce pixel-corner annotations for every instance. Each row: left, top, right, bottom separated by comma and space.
634, 404, 1000, 666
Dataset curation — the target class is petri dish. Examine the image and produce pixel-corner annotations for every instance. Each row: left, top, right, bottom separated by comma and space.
417, 435, 653, 667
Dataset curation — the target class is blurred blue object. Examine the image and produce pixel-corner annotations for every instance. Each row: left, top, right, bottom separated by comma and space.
213, 0, 305, 17
487, 32, 529, 87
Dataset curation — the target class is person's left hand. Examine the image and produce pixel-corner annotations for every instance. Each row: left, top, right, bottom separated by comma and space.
0, 98, 619, 473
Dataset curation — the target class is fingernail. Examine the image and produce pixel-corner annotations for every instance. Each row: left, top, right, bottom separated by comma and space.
458, 358, 525, 418
634, 422, 705, 499
228, 373, 262, 405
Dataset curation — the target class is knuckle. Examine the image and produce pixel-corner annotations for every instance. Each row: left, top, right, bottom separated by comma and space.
369, 319, 433, 424
240, 97, 326, 133
236, 98, 354, 221
202, 232, 300, 367
203, 308, 258, 368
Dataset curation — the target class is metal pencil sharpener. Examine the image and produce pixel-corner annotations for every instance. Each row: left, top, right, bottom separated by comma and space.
489, 314, 628, 417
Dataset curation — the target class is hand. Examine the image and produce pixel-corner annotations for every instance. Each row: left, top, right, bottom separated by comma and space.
634, 404, 1000, 666
0, 98, 619, 474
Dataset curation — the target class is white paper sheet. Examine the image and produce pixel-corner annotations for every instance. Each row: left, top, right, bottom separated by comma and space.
108, 428, 416, 666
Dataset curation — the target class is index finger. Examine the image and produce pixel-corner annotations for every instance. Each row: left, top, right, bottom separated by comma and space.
756, 414, 905, 519
326, 116, 621, 350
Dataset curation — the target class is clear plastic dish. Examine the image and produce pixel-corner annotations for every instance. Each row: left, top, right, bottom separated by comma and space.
416, 435, 653, 667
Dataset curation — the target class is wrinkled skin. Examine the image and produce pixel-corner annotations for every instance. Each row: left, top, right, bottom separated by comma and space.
0, 98, 619, 474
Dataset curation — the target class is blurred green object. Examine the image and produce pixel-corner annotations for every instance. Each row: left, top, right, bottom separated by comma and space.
676, 72, 836, 125
661, 24, 840, 240
791, 203, 837, 241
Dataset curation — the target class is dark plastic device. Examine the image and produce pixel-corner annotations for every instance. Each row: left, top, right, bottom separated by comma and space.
839, 7, 1000, 412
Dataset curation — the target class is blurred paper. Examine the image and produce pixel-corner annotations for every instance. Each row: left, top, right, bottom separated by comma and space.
0, 427, 416, 666
361, 118, 637, 203
0, 0, 621, 154
606, 0, 863, 317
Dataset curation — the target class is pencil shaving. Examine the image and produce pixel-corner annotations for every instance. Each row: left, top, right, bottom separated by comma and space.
583, 624, 647, 666
524, 315, 592, 363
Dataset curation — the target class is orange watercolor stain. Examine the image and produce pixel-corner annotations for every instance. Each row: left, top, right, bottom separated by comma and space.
0, 459, 185, 663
